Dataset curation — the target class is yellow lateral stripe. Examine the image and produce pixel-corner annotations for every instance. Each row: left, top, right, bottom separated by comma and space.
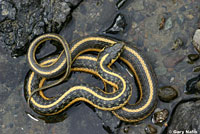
99, 54, 127, 98
28, 34, 69, 75
71, 68, 117, 94
28, 36, 116, 76
26, 36, 156, 122
112, 104, 156, 122
39, 67, 116, 101
39, 96, 130, 115
40, 51, 64, 67
31, 54, 118, 107
38, 56, 118, 100
71, 37, 116, 52
39, 78, 50, 100
76, 56, 97, 61
121, 46, 154, 112
119, 57, 143, 104
28, 72, 125, 109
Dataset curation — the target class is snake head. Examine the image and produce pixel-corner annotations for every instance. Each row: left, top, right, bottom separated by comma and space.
98, 42, 125, 67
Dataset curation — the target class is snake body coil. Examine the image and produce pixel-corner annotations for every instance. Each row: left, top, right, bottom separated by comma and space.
25, 34, 157, 122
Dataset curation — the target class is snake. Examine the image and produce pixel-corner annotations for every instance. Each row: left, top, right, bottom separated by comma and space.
26, 35, 132, 114
25, 34, 157, 122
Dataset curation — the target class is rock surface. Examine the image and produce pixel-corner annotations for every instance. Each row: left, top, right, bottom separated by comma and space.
0, 0, 81, 57
193, 29, 200, 46
158, 86, 178, 102
193, 29, 200, 54
167, 101, 200, 133
105, 13, 127, 34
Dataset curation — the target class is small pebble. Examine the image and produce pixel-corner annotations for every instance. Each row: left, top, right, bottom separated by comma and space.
158, 86, 178, 102
170, 77, 175, 83
131, 21, 138, 30
187, 54, 199, 64
105, 13, 127, 34
171, 38, 183, 50
186, 14, 194, 20
193, 65, 200, 72
176, 14, 184, 25
193, 41, 200, 54
188, 54, 199, 61
195, 81, 200, 92
186, 75, 200, 94
152, 109, 169, 124
164, 17, 173, 30
145, 124, 157, 134
179, 6, 186, 12
123, 126, 129, 133
193, 29, 200, 54
163, 55, 185, 68
2, 124, 5, 129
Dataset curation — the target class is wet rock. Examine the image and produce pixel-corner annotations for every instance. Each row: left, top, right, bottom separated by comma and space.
193, 29, 200, 44
52, 2, 71, 30
65, 0, 83, 7
116, 0, 127, 9
144, 1, 156, 13
179, 6, 186, 12
186, 14, 194, 20
0, 20, 14, 33
152, 108, 169, 124
136, 35, 144, 47
176, 14, 185, 26
0, 1, 16, 22
193, 42, 200, 54
144, 124, 157, 134
193, 65, 200, 72
105, 14, 127, 34
154, 66, 167, 76
123, 126, 129, 133
164, 17, 173, 30
0, 0, 82, 57
187, 54, 199, 64
163, 54, 185, 68
167, 101, 200, 133
132, 0, 144, 11
131, 21, 138, 30
171, 38, 183, 50
188, 54, 199, 61
193, 29, 200, 53
158, 86, 178, 102
195, 81, 200, 92
0, 84, 11, 102
186, 74, 200, 94
133, 12, 145, 23
96, 110, 121, 134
